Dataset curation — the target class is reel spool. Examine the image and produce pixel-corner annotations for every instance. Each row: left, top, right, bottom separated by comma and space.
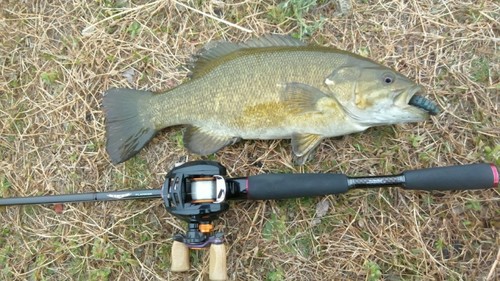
190, 176, 226, 204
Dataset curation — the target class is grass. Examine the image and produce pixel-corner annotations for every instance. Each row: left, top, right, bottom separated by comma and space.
267, 0, 327, 38
0, 0, 499, 280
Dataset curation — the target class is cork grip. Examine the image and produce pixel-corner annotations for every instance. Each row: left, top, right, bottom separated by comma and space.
170, 241, 190, 272
209, 243, 227, 281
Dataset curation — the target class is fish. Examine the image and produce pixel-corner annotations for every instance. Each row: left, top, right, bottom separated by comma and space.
103, 35, 440, 165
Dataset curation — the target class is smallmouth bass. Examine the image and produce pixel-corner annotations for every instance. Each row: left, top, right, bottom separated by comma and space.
103, 35, 439, 164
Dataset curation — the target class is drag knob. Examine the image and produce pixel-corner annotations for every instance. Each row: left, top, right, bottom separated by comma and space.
209, 243, 227, 281
171, 241, 190, 272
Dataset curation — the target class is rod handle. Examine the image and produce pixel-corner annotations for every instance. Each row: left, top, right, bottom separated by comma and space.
170, 241, 190, 272
247, 174, 349, 200
403, 163, 499, 191
209, 243, 227, 281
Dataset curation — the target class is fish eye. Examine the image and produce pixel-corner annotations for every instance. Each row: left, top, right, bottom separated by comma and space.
382, 73, 396, 84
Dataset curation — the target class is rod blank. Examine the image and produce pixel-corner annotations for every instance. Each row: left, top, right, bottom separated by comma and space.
0, 189, 162, 206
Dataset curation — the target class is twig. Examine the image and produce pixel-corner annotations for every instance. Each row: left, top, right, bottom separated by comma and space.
81, 0, 166, 36
486, 247, 499, 281
174, 1, 253, 33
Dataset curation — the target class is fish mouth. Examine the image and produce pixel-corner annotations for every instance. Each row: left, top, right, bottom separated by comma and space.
398, 86, 440, 116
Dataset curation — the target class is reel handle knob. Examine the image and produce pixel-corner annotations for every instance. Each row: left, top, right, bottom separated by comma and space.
170, 241, 190, 272
209, 243, 227, 281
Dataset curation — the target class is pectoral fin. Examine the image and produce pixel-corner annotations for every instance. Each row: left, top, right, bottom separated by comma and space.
282, 82, 345, 115
183, 126, 240, 155
291, 133, 323, 165
281, 83, 328, 113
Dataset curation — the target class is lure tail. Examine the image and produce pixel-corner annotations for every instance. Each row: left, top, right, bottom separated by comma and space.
103, 88, 157, 164
408, 94, 440, 115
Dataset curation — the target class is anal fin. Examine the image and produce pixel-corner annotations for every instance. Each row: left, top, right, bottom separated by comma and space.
183, 126, 240, 155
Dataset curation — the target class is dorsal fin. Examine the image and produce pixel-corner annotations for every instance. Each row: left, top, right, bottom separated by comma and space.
188, 40, 242, 79
196, 41, 242, 63
189, 35, 307, 78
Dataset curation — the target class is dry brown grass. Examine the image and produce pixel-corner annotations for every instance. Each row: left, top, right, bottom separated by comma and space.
1, 0, 499, 280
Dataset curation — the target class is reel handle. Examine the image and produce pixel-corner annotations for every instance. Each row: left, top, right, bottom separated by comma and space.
170, 241, 190, 272
209, 243, 227, 281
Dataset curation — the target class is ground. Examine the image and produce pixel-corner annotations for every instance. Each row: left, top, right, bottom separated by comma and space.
0, 0, 499, 280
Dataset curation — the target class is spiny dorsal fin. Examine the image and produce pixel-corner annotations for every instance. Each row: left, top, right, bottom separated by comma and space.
195, 41, 242, 64
189, 35, 307, 78
188, 41, 242, 78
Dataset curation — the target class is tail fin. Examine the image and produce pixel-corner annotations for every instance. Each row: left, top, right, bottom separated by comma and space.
103, 88, 157, 164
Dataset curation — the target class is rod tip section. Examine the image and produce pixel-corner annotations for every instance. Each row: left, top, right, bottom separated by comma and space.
209, 243, 227, 281
171, 241, 190, 272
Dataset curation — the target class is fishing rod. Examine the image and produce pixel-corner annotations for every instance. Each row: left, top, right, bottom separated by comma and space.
0, 161, 498, 281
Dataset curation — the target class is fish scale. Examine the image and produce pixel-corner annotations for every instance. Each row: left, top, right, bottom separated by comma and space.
154, 51, 326, 117
103, 35, 439, 164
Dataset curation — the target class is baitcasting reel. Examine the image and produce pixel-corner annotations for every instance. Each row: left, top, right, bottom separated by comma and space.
162, 161, 229, 248
161, 161, 231, 279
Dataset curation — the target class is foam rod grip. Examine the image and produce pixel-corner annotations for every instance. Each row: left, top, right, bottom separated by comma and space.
209, 243, 227, 281
403, 163, 499, 191
171, 241, 190, 272
247, 174, 349, 200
